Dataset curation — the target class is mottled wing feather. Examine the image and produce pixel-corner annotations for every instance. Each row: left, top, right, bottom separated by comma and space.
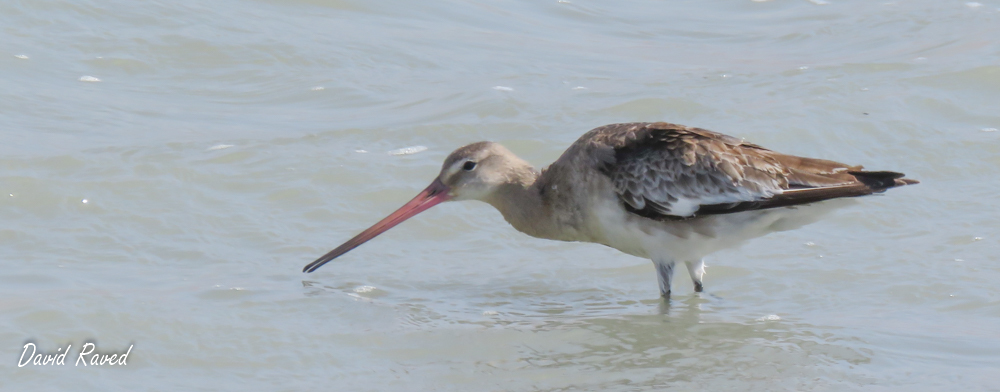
583, 122, 913, 220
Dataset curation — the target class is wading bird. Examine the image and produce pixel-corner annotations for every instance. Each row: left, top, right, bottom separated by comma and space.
303, 122, 917, 297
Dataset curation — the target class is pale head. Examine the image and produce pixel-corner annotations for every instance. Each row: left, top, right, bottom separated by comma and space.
303, 141, 533, 273
437, 141, 532, 202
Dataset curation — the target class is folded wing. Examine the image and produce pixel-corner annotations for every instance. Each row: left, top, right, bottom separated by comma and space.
588, 122, 916, 221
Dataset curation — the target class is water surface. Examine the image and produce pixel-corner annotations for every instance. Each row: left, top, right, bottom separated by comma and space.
2, 0, 999, 390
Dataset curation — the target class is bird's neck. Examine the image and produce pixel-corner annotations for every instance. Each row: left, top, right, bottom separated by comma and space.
482, 163, 563, 241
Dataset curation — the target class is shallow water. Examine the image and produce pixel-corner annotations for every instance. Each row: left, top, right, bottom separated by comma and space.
2, 0, 999, 390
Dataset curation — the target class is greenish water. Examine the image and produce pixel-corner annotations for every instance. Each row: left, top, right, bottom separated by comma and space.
2, 0, 999, 390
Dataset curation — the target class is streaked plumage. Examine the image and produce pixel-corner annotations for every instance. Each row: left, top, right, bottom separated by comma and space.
304, 122, 917, 297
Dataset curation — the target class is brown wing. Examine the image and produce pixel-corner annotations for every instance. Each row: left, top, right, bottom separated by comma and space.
582, 122, 916, 221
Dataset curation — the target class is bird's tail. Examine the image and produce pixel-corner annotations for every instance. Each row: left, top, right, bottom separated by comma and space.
848, 170, 919, 191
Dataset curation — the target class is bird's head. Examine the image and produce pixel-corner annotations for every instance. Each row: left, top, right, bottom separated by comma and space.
437, 141, 530, 202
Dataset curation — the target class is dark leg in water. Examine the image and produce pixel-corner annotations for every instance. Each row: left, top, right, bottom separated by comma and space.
654, 260, 676, 298
685, 259, 705, 293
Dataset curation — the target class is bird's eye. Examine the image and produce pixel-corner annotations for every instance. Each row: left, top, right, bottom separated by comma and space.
462, 161, 477, 171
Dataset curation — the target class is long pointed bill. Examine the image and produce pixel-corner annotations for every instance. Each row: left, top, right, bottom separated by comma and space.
303, 179, 452, 273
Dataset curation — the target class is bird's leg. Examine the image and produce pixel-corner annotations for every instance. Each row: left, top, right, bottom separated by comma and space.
685, 259, 706, 293
654, 260, 676, 298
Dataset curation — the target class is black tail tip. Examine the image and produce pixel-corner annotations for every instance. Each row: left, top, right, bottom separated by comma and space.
848, 170, 918, 189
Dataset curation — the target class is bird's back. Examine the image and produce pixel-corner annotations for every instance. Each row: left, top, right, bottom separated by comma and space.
547, 122, 916, 222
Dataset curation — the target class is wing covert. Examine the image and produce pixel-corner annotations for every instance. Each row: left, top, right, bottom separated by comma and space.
590, 122, 875, 220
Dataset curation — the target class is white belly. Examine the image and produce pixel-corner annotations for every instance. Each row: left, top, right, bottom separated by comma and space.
590, 198, 856, 262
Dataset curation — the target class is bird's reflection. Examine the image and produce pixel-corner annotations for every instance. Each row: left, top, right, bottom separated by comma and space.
655, 291, 716, 316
